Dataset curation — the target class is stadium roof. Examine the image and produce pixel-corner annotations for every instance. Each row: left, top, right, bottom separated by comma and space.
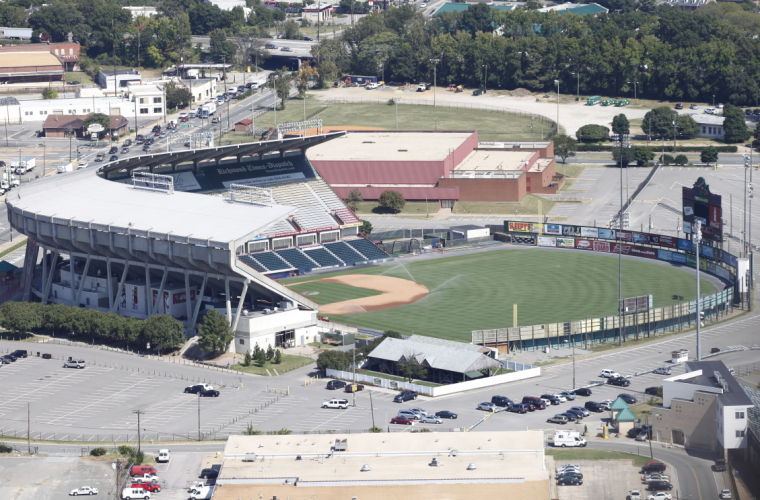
538, 2, 609, 14
10, 167, 295, 246
306, 131, 475, 162
368, 335, 501, 374
455, 150, 536, 172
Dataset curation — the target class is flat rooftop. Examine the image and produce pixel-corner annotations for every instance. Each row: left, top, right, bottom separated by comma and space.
8, 167, 294, 245
307, 131, 474, 163
0, 51, 61, 68
220, 431, 546, 485
455, 149, 536, 172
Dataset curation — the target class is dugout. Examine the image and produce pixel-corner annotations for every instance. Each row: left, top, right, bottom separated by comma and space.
449, 225, 490, 241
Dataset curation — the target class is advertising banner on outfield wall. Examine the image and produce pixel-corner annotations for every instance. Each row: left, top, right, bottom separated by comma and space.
700, 244, 715, 259
633, 232, 649, 244
544, 223, 562, 235
507, 221, 541, 233
611, 243, 633, 254
575, 238, 593, 250
723, 252, 737, 268
648, 234, 675, 248
617, 230, 633, 242
658, 249, 687, 264
580, 227, 598, 238
677, 238, 694, 252
598, 228, 615, 240
593, 240, 611, 252
556, 237, 575, 248
562, 225, 581, 236
538, 236, 556, 247
630, 246, 657, 258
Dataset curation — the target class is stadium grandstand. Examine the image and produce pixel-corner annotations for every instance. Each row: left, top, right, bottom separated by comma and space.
6, 133, 389, 353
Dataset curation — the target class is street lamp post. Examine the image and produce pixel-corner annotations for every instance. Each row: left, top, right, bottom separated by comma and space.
672, 119, 678, 150
481, 64, 488, 93
554, 79, 560, 135
627, 80, 638, 103
133, 409, 143, 453
429, 58, 440, 109
694, 219, 702, 360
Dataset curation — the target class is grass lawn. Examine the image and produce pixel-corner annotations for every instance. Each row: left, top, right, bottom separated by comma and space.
288, 280, 381, 305
231, 353, 313, 376
65, 71, 94, 85
249, 100, 552, 142
546, 448, 651, 467
453, 195, 555, 216
281, 248, 716, 341
356, 368, 441, 387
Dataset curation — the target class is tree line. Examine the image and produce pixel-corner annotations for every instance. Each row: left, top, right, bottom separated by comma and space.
0, 301, 185, 353
313, 2, 760, 106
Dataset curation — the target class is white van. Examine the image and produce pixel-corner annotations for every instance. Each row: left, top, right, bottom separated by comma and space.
122, 487, 151, 499
156, 449, 170, 463
189, 485, 214, 500
552, 430, 587, 448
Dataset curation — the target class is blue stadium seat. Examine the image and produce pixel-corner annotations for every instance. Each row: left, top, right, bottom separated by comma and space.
277, 248, 316, 271
252, 251, 292, 271
239, 255, 266, 272
324, 241, 365, 266
347, 239, 389, 261
304, 247, 342, 267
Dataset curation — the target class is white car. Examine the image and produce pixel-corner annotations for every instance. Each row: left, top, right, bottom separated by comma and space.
156, 448, 170, 463
719, 490, 732, 499
627, 489, 641, 500
653, 366, 672, 375
63, 359, 86, 369
599, 399, 613, 410
70, 486, 98, 495
420, 415, 442, 424
647, 493, 671, 500
553, 394, 568, 403
599, 369, 620, 378
321, 399, 349, 409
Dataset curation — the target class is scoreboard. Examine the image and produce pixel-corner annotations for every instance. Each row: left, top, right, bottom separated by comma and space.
682, 177, 722, 242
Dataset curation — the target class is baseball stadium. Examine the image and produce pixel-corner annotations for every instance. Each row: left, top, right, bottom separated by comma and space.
6, 130, 743, 355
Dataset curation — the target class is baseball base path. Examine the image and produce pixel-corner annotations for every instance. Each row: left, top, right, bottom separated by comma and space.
317, 274, 429, 314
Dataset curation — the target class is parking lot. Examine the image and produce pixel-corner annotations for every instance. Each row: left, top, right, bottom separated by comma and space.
0, 455, 113, 500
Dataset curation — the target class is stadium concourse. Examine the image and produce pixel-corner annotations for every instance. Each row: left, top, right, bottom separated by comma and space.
6, 133, 390, 353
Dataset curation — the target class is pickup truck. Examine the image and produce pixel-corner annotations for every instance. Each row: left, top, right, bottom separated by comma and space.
131, 482, 161, 492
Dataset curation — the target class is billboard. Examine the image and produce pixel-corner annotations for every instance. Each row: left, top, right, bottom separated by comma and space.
598, 228, 615, 240
580, 227, 599, 238
682, 177, 723, 242
575, 238, 594, 250
562, 225, 581, 236
506, 221, 541, 233
556, 237, 575, 248
544, 223, 562, 235
538, 236, 556, 247
632, 232, 649, 244
630, 246, 657, 259
593, 241, 611, 253
617, 230, 633, 242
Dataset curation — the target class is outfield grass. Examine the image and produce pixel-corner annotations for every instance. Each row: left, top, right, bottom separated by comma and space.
250, 100, 551, 142
289, 280, 381, 305
282, 248, 716, 341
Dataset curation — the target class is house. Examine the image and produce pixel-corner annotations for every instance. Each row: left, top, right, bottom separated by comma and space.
0, 52, 63, 83
43, 113, 129, 138
97, 69, 141, 92
689, 113, 726, 140
302, 3, 332, 23
234, 118, 252, 133
215, 431, 549, 499
653, 360, 752, 456
0, 42, 81, 71
365, 334, 501, 384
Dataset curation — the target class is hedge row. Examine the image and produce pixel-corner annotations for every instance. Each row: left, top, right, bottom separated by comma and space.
576, 144, 738, 153
0, 301, 185, 353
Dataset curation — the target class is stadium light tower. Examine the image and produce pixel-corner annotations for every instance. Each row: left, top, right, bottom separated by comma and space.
614, 133, 630, 345
694, 219, 702, 360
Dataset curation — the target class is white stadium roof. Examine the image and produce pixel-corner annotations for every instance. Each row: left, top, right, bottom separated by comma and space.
10, 168, 294, 246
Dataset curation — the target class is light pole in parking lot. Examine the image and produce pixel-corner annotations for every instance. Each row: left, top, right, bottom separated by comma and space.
133, 409, 143, 452
563, 339, 576, 390
429, 58, 440, 109
627, 80, 639, 103
197, 393, 202, 441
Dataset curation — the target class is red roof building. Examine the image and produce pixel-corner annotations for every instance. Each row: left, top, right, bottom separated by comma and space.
0, 42, 80, 71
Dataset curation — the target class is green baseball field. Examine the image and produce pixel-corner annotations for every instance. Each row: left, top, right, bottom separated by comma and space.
284, 248, 717, 342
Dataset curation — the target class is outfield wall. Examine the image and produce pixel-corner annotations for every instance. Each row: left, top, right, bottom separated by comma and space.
325, 366, 541, 397
474, 221, 742, 351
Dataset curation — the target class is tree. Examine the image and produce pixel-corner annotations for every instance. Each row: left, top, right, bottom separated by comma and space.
42, 87, 58, 99
359, 220, 373, 235
0, 302, 41, 334
273, 349, 282, 364
243, 350, 252, 366
316, 349, 352, 372
674, 154, 689, 166
165, 83, 192, 110
612, 147, 635, 167
282, 20, 301, 40
295, 65, 318, 98
197, 309, 233, 355
209, 28, 236, 64
642, 107, 678, 139
700, 146, 719, 166
83, 113, 110, 133
346, 189, 363, 210
255, 347, 266, 366
575, 124, 610, 143
398, 356, 427, 382
611, 114, 630, 136
722, 103, 749, 143
677, 115, 698, 138
140, 314, 184, 353
633, 147, 654, 167
271, 67, 293, 110
754, 121, 760, 147
378, 190, 405, 213
659, 154, 675, 166
552, 134, 577, 163
265, 344, 274, 361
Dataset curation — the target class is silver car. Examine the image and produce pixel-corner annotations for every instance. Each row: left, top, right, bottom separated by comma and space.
420, 415, 442, 424
477, 402, 498, 412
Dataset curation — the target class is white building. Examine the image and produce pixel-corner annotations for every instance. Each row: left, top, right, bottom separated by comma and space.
128, 83, 165, 119
234, 302, 319, 352
208, 0, 251, 17
689, 113, 726, 140
180, 78, 218, 104
97, 69, 142, 92
1, 93, 164, 125
655, 360, 752, 455
123, 6, 159, 18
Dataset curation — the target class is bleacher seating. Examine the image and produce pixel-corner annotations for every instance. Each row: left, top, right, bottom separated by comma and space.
239, 255, 266, 273
303, 247, 342, 267
347, 238, 389, 261
270, 182, 338, 230
333, 207, 359, 225
251, 251, 292, 272
277, 248, 316, 271
325, 241, 365, 265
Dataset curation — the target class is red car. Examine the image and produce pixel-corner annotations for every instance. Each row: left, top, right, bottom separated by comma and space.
390, 416, 414, 425
131, 482, 161, 492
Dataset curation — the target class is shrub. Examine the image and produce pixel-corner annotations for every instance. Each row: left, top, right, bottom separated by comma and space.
0, 443, 12, 453
90, 447, 107, 457
674, 154, 689, 166
575, 124, 610, 143
369, 426, 383, 433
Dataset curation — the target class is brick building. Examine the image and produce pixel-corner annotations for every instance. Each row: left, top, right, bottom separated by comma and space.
0, 52, 63, 83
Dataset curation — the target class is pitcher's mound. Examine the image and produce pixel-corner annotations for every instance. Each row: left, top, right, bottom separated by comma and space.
318, 274, 428, 315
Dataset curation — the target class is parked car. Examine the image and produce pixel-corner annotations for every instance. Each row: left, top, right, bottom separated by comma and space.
599, 400, 613, 410
584, 401, 605, 412
491, 395, 513, 408
641, 461, 667, 474
643, 473, 670, 483
628, 489, 642, 500
390, 415, 414, 425
321, 399, 349, 409
559, 391, 576, 401
393, 390, 417, 403
647, 493, 672, 500
420, 414, 442, 424
556, 464, 581, 473
560, 411, 581, 422
599, 369, 621, 378
344, 383, 364, 393
185, 384, 213, 394
41, 353, 52, 359
573, 387, 592, 396
435, 410, 457, 419
569, 406, 590, 417
108, 146, 118, 154
199, 468, 219, 479
507, 403, 529, 414
607, 376, 631, 387
131, 482, 161, 493
408, 407, 429, 417
95, 153, 105, 162
522, 396, 547, 410
11, 349, 27, 358
69, 486, 99, 495
719, 489, 733, 499
121, 147, 129, 154
541, 394, 561, 405
645, 386, 661, 396
619, 393, 637, 404
553, 393, 568, 402
547, 414, 569, 424
123, 139, 132, 147
477, 402, 498, 412
712, 459, 727, 472
563, 408, 585, 420
63, 359, 86, 369
557, 474, 583, 486
325, 380, 346, 391
130, 465, 157, 477
646, 480, 673, 492
199, 388, 219, 397
156, 449, 170, 463
675, 103, 683, 109
397, 410, 420, 421
121, 488, 151, 500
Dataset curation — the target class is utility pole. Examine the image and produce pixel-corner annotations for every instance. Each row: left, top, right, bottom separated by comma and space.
429, 58, 440, 108
369, 390, 376, 429
133, 410, 143, 453
27, 402, 31, 454
554, 79, 560, 135
695, 219, 702, 361
197, 393, 202, 441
